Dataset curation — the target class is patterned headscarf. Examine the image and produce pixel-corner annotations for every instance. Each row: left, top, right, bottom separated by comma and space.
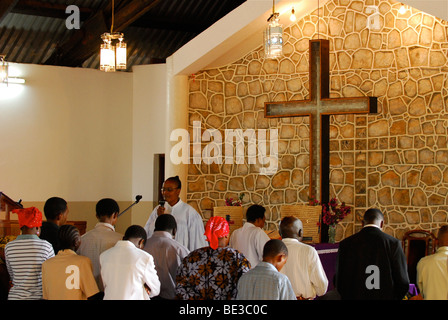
204, 216, 229, 250
12, 207, 42, 228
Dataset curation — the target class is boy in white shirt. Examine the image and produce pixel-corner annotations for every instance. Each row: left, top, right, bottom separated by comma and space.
100, 225, 160, 300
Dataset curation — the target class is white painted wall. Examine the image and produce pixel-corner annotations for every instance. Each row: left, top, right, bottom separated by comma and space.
131, 63, 167, 226
0, 63, 133, 202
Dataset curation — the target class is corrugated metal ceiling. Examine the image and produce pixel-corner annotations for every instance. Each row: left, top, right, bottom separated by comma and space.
0, 0, 246, 71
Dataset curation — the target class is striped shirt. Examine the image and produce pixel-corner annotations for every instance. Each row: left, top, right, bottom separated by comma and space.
236, 261, 296, 300
5, 234, 54, 300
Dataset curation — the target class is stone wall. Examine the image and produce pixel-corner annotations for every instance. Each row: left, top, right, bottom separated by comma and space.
186, 0, 448, 241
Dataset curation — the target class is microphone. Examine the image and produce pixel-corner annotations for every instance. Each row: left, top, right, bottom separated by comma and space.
118, 195, 143, 217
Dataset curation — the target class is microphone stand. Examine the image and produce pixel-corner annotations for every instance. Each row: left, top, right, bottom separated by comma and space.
118, 195, 142, 217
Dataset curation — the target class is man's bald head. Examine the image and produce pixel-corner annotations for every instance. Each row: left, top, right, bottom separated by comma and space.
279, 216, 303, 240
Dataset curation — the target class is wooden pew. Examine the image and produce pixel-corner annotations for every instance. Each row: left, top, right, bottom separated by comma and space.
0, 192, 87, 237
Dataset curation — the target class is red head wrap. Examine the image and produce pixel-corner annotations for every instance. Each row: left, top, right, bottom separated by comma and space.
204, 216, 229, 250
12, 207, 42, 228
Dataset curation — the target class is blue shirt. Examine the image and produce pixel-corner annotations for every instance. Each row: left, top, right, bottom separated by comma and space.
236, 261, 296, 300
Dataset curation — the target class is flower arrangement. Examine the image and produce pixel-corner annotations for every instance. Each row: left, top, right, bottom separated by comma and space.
309, 196, 351, 243
309, 196, 351, 226
225, 193, 244, 206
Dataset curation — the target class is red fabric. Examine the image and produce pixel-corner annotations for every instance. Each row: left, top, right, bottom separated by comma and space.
12, 207, 42, 228
204, 216, 229, 250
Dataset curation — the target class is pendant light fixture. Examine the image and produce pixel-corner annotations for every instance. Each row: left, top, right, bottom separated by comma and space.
264, 0, 283, 59
290, 7, 297, 22
100, 0, 127, 72
398, 3, 407, 15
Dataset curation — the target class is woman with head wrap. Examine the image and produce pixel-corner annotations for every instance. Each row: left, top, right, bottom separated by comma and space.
175, 216, 251, 300
4, 207, 54, 300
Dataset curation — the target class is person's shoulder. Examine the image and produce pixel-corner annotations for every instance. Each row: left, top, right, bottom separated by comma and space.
183, 247, 206, 259
77, 253, 94, 264
182, 201, 201, 214
40, 238, 54, 249
221, 246, 245, 257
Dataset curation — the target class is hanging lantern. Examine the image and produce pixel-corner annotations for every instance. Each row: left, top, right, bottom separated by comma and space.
264, 0, 283, 60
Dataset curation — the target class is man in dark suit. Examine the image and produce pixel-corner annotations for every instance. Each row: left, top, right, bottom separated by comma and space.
335, 208, 409, 300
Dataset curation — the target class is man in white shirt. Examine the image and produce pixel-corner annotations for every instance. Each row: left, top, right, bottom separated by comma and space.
144, 214, 190, 299
229, 204, 270, 268
279, 216, 328, 299
100, 225, 160, 300
144, 176, 207, 251
417, 225, 448, 300
77, 198, 123, 291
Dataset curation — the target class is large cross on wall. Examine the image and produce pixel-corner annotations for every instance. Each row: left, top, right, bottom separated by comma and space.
265, 39, 378, 205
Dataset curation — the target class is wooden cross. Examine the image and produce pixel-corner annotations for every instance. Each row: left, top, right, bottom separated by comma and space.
265, 39, 377, 204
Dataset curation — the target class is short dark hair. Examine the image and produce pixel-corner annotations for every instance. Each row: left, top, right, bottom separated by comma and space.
58, 224, 80, 250
263, 239, 288, 259
155, 214, 177, 232
246, 204, 266, 223
438, 225, 448, 238
96, 198, 119, 218
166, 176, 182, 189
363, 208, 384, 224
43, 197, 67, 220
123, 225, 147, 245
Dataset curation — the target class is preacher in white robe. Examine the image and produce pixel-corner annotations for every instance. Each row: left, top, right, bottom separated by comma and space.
144, 199, 207, 251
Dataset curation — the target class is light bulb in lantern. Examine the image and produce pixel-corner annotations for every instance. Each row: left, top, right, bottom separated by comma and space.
115, 37, 127, 70
100, 36, 115, 72
290, 7, 296, 22
398, 4, 407, 15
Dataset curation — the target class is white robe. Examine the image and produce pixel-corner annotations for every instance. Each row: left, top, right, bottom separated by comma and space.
144, 199, 207, 251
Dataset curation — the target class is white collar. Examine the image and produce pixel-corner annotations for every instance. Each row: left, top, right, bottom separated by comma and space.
95, 222, 115, 231
166, 198, 183, 208
363, 224, 381, 229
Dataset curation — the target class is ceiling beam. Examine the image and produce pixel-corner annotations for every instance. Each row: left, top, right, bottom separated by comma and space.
44, 0, 161, 67
0, 0, 18, 24
131, 16, 205, 33
11, 0, 93, 20
9, 0, 211, 33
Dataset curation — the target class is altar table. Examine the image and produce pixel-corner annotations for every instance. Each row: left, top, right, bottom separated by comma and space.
312, 243, 339, 292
